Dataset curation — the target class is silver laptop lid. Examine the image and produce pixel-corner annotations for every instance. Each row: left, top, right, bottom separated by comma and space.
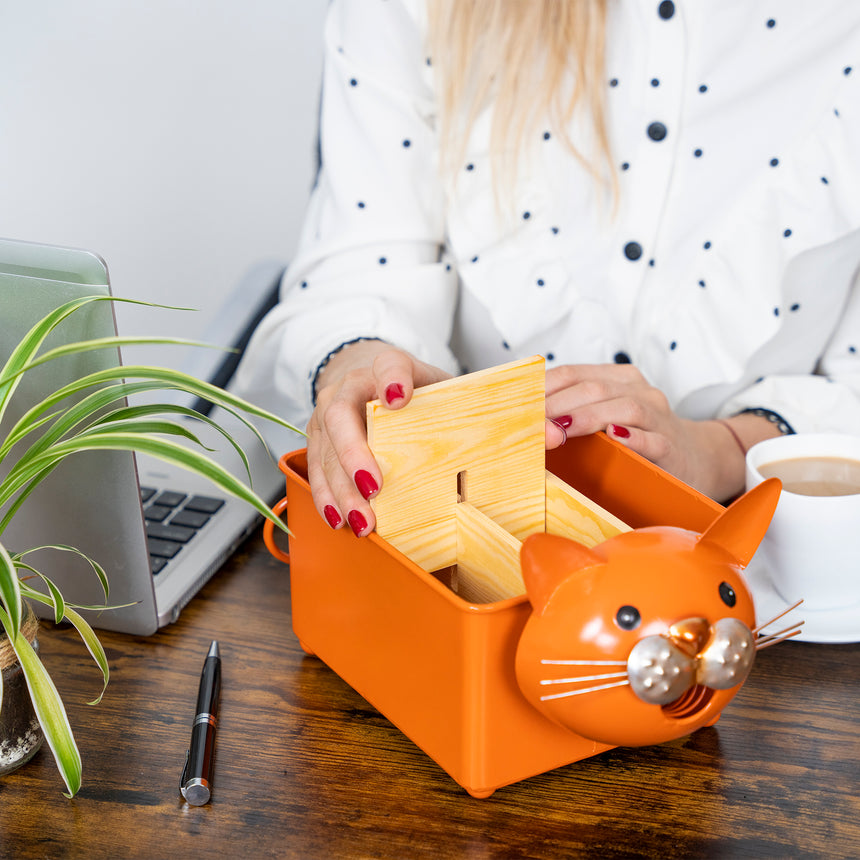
0, 237, 159, 634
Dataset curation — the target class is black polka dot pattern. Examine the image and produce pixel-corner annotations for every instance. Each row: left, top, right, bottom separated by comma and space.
317, 2, 860, 401
647, 121, 668, 141
624, 242, 643, 261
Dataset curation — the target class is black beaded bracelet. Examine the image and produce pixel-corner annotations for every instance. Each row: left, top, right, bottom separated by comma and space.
733, 407, 796, 436
311, 337, 384, 406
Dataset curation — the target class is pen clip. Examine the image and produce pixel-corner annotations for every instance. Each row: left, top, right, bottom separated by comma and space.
179, 748, 190, 800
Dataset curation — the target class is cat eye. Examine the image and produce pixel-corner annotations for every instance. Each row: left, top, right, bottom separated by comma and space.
615, 605, 641, 630
719, 581, 737, 607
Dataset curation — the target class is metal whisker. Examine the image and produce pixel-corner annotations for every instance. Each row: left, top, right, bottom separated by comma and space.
753, 599, 804, 636
756, 625, 804, 650
541, 658, 627, 666
540, 679, 630, 701
540, 671, 628, 686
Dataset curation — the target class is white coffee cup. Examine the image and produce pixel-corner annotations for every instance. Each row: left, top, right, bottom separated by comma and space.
745, 433, 860, 612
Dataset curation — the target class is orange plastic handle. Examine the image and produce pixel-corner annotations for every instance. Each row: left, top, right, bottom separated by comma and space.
263, 496, 290, 564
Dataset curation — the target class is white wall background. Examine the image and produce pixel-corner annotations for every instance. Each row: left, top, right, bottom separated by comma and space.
0, 0, 326, 366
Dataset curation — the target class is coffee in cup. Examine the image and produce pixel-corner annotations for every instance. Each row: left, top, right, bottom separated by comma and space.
756, 455, 860, 497
746, 433, 860, 613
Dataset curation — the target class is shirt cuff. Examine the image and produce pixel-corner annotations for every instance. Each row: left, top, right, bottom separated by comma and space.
719, 374, 860, 434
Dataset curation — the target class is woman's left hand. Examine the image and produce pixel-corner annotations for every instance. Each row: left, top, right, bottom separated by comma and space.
544, 363, 777, 502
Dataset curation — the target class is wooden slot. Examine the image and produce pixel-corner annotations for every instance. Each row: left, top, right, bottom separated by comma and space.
454, 502, 525, 603
545, 471, 631, 547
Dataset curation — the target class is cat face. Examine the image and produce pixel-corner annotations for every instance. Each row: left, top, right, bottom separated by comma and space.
515, 479, 781, 747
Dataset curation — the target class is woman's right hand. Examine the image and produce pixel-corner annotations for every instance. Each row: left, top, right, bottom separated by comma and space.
306, 340, 452, 536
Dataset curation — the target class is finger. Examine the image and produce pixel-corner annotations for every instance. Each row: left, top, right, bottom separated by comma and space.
307, 421, 377, 536
546, 395, 632, 437
306, 415, 345, 530
546, 378, 629, 422
545, 363, 643, 396
371, 349, 418, 409
604, 422, 671, 465
319, 370, 384, 500
545, 417, 567, 450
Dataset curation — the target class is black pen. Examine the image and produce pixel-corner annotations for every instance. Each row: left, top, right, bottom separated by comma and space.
180, 640, 221, 806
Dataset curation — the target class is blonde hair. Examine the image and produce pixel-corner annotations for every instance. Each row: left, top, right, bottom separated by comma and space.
427, 0, 611, 198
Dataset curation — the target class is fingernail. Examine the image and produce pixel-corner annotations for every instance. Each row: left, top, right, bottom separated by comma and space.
354, 469, 379, 499
549, 418, 568, 445
555, 414, 573, 429
385, 382, 405, 404
323, 505, 342, 529
347, 509, 368, 536
610, 424, 631, 439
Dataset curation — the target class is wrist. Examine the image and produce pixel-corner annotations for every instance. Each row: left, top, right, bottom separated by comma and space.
312, 338, 388, 403
707, 414, 787, 502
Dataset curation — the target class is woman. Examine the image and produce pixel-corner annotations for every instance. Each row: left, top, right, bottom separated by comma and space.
236, 0, 860, 536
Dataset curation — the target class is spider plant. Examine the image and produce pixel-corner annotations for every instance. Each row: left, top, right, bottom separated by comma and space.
0, 294, 300, 797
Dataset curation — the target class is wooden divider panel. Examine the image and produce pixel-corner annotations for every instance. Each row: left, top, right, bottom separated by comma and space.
367, 357, 546, 574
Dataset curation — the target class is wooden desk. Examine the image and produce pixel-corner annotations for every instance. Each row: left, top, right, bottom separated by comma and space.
1, 530, 858, 859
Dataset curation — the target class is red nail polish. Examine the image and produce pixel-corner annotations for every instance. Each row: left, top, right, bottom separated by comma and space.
354, 469, 379, 499
323, 505, 342, 529
385, 382, 405, 404
610, 424, 631, 439
555, 414, 573, 429
347, 509, 367, 536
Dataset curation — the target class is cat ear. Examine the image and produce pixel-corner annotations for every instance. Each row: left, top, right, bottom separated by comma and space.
520, 533, 603, 614
697, 477, 781, 566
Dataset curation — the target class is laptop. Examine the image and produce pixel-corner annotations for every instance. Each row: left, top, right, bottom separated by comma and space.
0, 237, 295, 635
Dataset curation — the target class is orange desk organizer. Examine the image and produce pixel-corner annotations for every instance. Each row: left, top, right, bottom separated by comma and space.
265, 358, 780, 797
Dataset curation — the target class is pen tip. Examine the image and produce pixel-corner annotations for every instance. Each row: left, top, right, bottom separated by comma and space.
208, 640, 220, 659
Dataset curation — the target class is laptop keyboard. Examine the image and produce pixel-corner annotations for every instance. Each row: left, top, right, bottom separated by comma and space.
140, 487, 225, 576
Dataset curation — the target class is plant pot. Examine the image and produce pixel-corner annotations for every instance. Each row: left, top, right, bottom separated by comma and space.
0, 605, 44, 775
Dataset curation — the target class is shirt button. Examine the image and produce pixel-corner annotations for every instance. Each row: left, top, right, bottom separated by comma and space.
614, 351, 632, 364
647, 121, 668, 141
658, 1, 675, 19
624, 242, 643, 261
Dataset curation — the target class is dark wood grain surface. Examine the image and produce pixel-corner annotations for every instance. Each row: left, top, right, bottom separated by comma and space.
1, 530, 858, 860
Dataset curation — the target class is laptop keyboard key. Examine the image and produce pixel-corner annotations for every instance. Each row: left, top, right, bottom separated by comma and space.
151, 556, 169, 575
148, 537, 183, 559
147, 523, 196, 544
153, 491, 186, 508
184, 495, 225, 514
170, 509, 210, 529
145, 487, 226, 579
144, 505, 172, 523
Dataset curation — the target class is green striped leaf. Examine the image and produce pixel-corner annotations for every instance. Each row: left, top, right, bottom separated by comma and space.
15, 544, 110, 605
3, 432, 287, 532
0, 605, 82, 797
0, 543, 22, 642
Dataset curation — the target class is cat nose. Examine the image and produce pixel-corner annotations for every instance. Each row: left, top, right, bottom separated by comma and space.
668, 617, 711, 656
